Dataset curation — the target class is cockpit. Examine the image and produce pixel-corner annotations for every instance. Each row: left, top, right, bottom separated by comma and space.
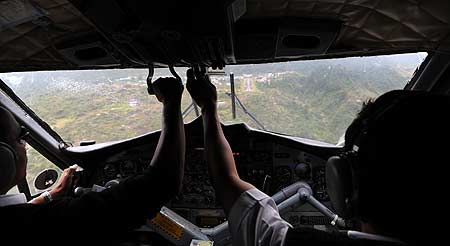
1, 0, 450, 245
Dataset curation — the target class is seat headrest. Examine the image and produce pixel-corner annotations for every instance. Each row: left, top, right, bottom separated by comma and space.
325, 156, 353, 219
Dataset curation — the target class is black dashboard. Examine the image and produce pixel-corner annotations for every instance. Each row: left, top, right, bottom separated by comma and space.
65, 118, 339, 230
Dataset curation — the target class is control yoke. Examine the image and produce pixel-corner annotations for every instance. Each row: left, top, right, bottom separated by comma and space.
202, 182, 345, 245
276, 182, 345, 227
146, 64, 182, 95
73, 181, 344, 246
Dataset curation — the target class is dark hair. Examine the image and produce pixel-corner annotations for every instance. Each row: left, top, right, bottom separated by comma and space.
350, 91, 450, 241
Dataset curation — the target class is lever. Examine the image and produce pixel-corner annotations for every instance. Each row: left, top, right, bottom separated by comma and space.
169, 65, 181, 82
192, 65, 207, 77
74, 184, 106, 197
276, 182, 346, 227
146, 63, 155, 95
299, 188, 346, 227
147, 64, 182, 96
262, 175, 272, 194
272, 181, 309, 204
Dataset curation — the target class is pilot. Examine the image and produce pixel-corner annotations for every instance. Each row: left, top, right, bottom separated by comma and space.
0, 112, 81, 205
0, 111, 79, 206
186, 69, 448, 246
0, 77, 185, 245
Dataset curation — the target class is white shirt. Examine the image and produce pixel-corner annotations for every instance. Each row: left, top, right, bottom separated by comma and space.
0, 193, 27, 207
228, 188, 291, 246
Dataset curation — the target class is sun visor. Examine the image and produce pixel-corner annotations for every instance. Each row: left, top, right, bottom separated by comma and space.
276, 18, 340, 58
235, 18, 340, 62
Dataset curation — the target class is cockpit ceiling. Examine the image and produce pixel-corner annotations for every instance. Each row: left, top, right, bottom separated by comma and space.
0, 0, 449, 72
245, 0, 450, 51
0, 0, 97, 72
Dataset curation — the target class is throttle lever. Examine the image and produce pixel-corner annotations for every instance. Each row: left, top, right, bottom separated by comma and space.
146, 63, 155, 95
74, 184, 107, 197
169, 65, 184, 91
147, 64, 182, 95
169, 65, 181, 82
193, 65, 207, 78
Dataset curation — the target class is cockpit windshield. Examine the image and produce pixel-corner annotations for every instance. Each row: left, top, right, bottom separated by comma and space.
0, 52, 426, 147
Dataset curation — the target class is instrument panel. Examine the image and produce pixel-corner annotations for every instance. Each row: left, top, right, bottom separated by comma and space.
83, 128, 334, 229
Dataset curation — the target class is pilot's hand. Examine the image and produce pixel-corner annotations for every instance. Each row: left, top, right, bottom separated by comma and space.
50, 165, 78, 199
186, 68, 217, 111
152, 77, 184, 104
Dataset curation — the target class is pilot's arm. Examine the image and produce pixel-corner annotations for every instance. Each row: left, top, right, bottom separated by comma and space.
28, 165, 78, 204
186, 69, 252, 213
0, 78, 185, 245
148, 77, 186, 197
187, 69, 290, 246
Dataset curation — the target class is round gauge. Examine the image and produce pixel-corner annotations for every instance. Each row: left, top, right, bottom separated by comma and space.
295, 163, 311, 179
103, 163, 117, 179
120, 160, 137, 176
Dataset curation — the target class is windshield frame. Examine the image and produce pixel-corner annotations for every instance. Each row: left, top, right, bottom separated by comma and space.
0, 52, 432, 150
0, 78, 74, 182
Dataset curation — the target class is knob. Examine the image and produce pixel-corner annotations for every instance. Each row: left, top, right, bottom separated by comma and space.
295, 163, 311, 178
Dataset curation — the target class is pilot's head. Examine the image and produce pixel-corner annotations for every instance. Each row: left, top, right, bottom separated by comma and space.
336, 90, 450, 241
0, 106, 28, 194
